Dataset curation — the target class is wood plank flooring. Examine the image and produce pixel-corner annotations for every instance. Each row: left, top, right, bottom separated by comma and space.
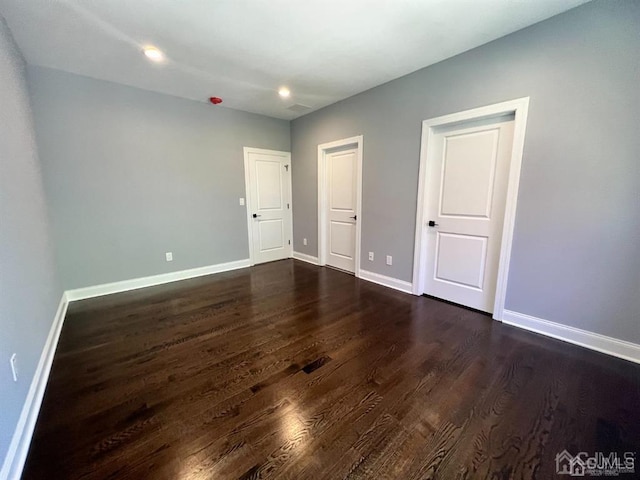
23, 260, 640, 479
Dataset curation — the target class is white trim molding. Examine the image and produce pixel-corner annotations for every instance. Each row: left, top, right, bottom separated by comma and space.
412, 97, 530, 323
503, 310, 640, 365
292, 252, 319, 265
358, 269, 413, 295
317, 135, 363, 277
1, 293, 69, 480
66, 259, 250, 301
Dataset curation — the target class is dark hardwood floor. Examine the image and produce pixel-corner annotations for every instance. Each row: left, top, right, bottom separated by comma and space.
23, 260, 640, 479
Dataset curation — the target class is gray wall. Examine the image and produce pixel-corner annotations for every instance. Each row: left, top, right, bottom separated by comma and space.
291, 0, 640, 343
28, 67, 290, 289
0, 20, 62, 463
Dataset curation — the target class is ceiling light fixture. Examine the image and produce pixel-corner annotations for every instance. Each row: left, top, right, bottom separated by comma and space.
278, 87, 291, 98
143, 46, 165, 62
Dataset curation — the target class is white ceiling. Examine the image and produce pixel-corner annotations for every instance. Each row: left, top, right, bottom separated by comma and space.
0, 0, 588, 120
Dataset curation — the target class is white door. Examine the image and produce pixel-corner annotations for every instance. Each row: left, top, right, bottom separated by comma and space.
325, 148, 357, 272
244, 148, 292, 265
423, 115, 515, 312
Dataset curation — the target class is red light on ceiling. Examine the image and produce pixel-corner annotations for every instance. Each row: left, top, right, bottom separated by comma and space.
209, 97, 223, 105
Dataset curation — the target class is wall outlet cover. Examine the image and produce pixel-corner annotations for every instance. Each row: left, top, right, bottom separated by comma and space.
10, 353, 18, 382
369, 252, 374, 261
386, 255, 392, 265
165, 252, 173, 262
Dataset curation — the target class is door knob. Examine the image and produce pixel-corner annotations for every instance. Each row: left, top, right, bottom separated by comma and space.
253, 213, 262, 218
428, 220, 439, 227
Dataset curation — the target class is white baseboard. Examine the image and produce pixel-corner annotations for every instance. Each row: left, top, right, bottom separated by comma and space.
358, 269, 413, 294
0, 293, 69, 480
65, 259, 251, 301
292, 252, 319, 265
503, 310, 640, 364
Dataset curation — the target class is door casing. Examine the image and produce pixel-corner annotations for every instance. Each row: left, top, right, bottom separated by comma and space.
318, 135, 363, 277
412, 98, 530, 321
243, 147, 293, 266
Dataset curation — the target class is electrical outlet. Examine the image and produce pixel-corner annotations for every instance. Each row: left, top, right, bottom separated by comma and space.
165, 252, 173, 262
303, 238, 308, 246
10, 354, 18, 382
386, 255, 392, 266
368, 252, 374, 261
239, 197, 245, 206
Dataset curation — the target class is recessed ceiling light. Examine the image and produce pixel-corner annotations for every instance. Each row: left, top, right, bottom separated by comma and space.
278, 87, 291, 98
143, 46, 165, 62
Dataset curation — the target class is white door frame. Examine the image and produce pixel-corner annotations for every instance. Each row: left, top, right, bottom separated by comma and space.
412, 98, 530, 320
317, 135, 363, 276
243, 147, 293, 266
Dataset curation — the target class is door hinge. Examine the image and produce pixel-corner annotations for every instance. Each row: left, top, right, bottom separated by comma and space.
285, 164, 289, 172
287, 203, 290, 209
288, 240, 291, 245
